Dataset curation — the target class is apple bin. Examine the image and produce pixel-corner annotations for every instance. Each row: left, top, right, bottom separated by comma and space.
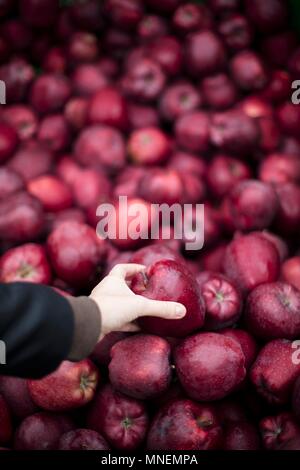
1, 0, 300, 453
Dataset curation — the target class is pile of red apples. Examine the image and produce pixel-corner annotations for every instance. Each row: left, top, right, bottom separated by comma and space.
2, 0, 300, 451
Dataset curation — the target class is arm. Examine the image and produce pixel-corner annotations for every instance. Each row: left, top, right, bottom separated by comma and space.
0, 264, 186, 379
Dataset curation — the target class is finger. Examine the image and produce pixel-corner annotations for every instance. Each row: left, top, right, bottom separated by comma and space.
138, 297, 187, 320
119, 323, 141, 333
109, 264, 146, 279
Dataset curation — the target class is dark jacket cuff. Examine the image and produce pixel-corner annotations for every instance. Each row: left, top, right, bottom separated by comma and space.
67, 297, 101, 362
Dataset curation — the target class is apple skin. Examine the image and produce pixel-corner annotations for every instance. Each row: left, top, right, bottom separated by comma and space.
292, 375, 300, 422
3, 104, 37, 141
0, 377, 38, 419
88, 86, 128, 131
245, 282, 300, 341
30, 73, 71, 115
128, 127, 171, 166
223, 421, 261, 450
282, 257, 300, 292
227, 180, 278, 231
223, 232, 280, 293
91, 331, 132, 367
130, 244, 185, 268
0, 394, 12, 445
9, 140, 53, 183
75, 125, 126, 173
0, 191, 44, 243
0, 122, 18, 163
260, 412, 300, 450
27, 175, 73, 213
200, 274, 242, 330
259, 153, 300, 186
0, 243, 51, 284
250, 339, 300, 405
0, 167, 24, 200
28, 360, 99, 411
221, 329, 258, 370
14, 412, 74, 450
87, 384, 149, 451
47, 221, 103, 287
58, 429, 110, 451
131, 259, 205, 338
109, 334, 172, 400
147, 399, 222, 450
174, 332, 246, 401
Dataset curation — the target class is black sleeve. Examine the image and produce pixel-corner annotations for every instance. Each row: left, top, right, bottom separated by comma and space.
0, 282, 74, 379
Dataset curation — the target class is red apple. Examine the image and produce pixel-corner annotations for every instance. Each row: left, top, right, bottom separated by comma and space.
127, 102, 159, 129
58, 429, 110, 451
67, 32, 99, 63
148, 36, 183, 76
131, 244, 185, 267
87, 384, 148, 451
201, 274, 242, 330
91, 332, 132, 367
219, 14, 253, 51
29, 73, 71, 115
72, 64, 108, 97
132, 259, 205, 337
37, 114, 70, 153
47, 221, 103, 287
246, 282, 300, 340
210, 110, 260, 155
223, 232, 280, 293
8, 140, 53, 182
274, 183, 300, 235
0, 394, 12, 445
0, 191, 44, 242
260, 412, 300, 450
227, 180, 278, 231
14, 412, 74, 450
259, 153, 300, 185
223, 421, 260, 450
147, 400, 222, 450
245, 0, 288, 34
3, 105, 37, 141
221, 329, 258, 370
109, 334, 172, 399
75, 125, 126, 173
72, 168, 111, 210
138, 15, 168, 42
28, 360, 99, 411
281, 257, 300, 291
64, 97, 88, 130
174, 332, 246, 401
88, 87, 128, 131
128, 127, 171, 166
0, 243, 51, 284
201, 73, 238, 110
230, 51, 268, 91
138, 168, 185, 205
250, 339, 300, 404
207, 154, 251, 198
186, 30, 226, 76
27, 175, 73, 213
121, 58, 166, 102
159, 82, 201, 121
0, 122, 18, 163
0, 167, 24, 200
175, 111, 210, 153
0, 376, 38, 419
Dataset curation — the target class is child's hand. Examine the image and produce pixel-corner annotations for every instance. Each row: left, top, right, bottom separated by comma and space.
90, 264, 186, 339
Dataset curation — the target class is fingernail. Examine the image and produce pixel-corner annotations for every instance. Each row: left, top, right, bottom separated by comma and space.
175, 305, 186, 318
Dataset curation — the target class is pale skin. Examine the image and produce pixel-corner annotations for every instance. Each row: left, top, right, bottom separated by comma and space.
90, 264, 187, 340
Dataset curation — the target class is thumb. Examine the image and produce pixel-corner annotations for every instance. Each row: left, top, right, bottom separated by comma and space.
138, 297, 187, 320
